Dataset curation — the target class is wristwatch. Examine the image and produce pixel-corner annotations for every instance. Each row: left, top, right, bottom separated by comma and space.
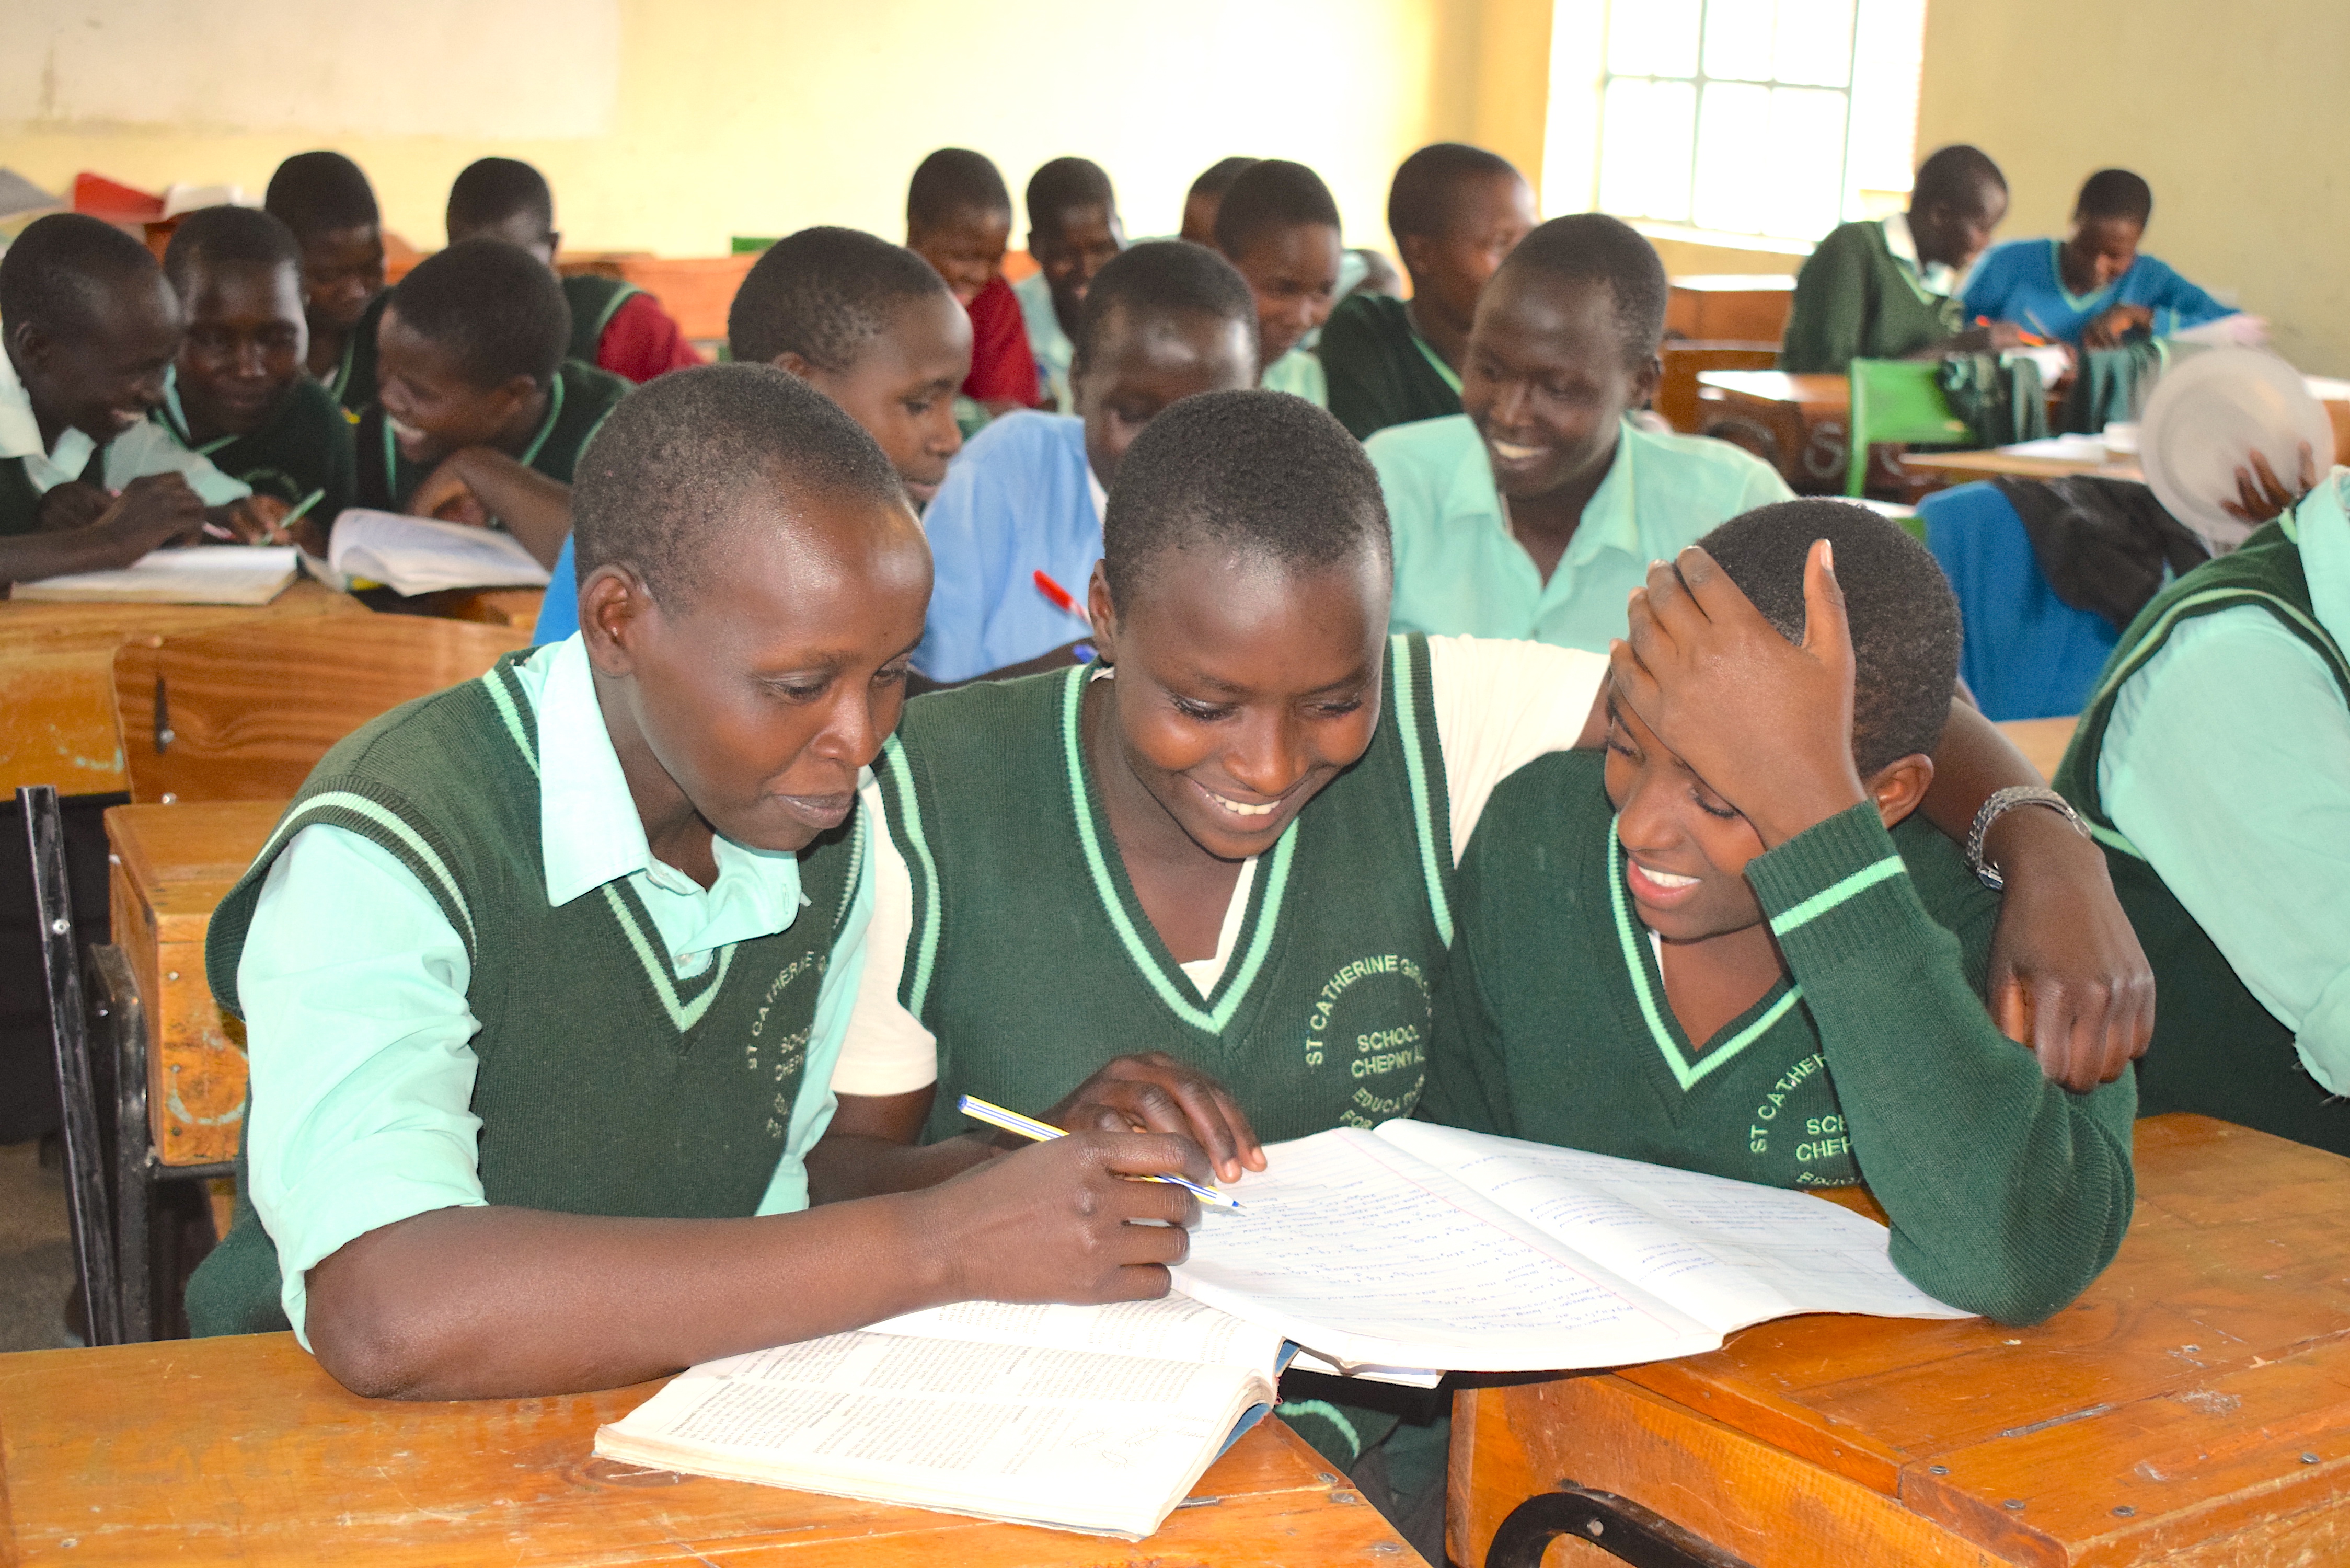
1965, 786, 2092, 891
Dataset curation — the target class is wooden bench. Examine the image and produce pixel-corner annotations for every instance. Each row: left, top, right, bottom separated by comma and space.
1454, 1114, 2350, 1566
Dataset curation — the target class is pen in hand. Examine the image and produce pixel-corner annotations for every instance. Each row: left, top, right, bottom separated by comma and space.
959, 1094, 1245, 1211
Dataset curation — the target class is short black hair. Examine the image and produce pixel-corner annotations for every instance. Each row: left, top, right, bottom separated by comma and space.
1388, 142, 1523, 241
263, 151, 379, 239
1495, 214, 1667, 367
1213, 160, 1342, 259
1026, 157, 1118, 238
0, 212, 165, 339
728, 226, 953, 373
1698, 499, 1960, 775
1189, 157, 1261, 201
907, 149, 1011, 228
163, 205, 304, 299
1103, 388, 1389, 609
446, 157, 555, 244
2076, 168, 2153, 227
385, 237, 569, 390
1912, 145, 2007, 214
1074, 241, 1259, 375
571, 362, 906, 609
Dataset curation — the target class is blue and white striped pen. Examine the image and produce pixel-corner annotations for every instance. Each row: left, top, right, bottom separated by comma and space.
958, 1093, 1245, 1211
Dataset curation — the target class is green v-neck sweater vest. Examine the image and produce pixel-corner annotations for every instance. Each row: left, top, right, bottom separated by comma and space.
875, 636, 1457, 1147
1426, 751, 2135, 1325
2056, 518, 2350, 1152
186, 649, 863, 1335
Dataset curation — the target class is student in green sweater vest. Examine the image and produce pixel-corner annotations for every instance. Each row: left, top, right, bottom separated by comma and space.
263, 151, 387, 416
156, 206, 357, 546
185, 365, 1212, 1400
1213, 160, 1344, 407
1780, 144, 2023, 374
444, 157, 704, 384
1425, 499, 2135, 1324
356, 238, 630, 566
1322, 143, 1538, 441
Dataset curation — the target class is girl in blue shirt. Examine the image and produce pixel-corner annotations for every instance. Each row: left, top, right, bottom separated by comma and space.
1964, 169, 2230, 348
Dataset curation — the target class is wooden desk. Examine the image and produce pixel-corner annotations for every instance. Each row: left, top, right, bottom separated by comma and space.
0, 1332, 1424, 1566
106, 800, 283, 1169
1454, 1114, 2350, 1567
1995, 716, 2079, 782
1903, 448, 2144, 483
0, 581, 366, 797
1697, 369, 1851, 491
1667, 275, 1796, 344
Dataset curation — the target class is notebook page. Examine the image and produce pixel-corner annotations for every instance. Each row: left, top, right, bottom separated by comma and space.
596, 1332, 1264, 1538
863, 1294, 1286, 1377
10, 546, 298, 605
1172, 1126, 1718, 1372
326, 509, 550, 593
1377, 1121, 1971, 1332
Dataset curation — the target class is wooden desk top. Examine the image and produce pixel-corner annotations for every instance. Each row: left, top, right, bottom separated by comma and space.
1698, 368, 1849, 416
0, 580, 365, 796
1902, 448, 2146, 482
1604, 1115, 2350, 1562
0, 1333, 1422, 1565
107, 799, 284, 943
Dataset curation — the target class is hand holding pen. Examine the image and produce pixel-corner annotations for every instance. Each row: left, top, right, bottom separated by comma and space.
961, 1095, 1249, 1211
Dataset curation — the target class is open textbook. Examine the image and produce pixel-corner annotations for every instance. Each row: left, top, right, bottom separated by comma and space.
1172, 1120, 1970, 1375
594, 1294, 1283, 1540
11, 545, 298, 605
310, 508, 550, 595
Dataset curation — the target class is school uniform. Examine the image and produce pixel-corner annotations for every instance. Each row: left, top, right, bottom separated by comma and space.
153, 368, 356, 522
961, 274, 1043, 408
321, 292, 387, 417
1961, 239, 2231, 347
833, 633, 1602, 1473
184, 634, 872, 1339
1368, 413, 1792, 651
1012, 271, 1076, 413
1260, 345, 1327, 407
561, 274, 704, 384
913, 410, 1101, 681
2055, 475, 2350, 1153
1319, 293, 1462, 441
1779, 214, 1966, 374
354, 359, 629, 514
1424, 750, 2136, 1322
0, 344, 250, 539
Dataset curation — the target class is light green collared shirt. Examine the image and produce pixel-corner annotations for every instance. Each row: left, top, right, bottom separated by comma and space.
237, 635, 871, 1342
1013, 270, 1076, 414
0, 346, 249, 503
1368, 413, 1793, 652
1261, 345, 1328, 407
2097, 472, 2350, 1092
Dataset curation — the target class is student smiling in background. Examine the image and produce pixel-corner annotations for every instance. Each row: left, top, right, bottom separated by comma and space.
264, 151, 388, 415
905, 148, 1040, 418
1212, 160, 1345, 408
1013, 158, 1126, 413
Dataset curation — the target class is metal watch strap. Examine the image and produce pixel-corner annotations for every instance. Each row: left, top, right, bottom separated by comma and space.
1965, 786, 2091, 891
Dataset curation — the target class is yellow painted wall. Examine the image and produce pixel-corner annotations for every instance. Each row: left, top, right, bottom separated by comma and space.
1917, 1, 2350, 375
2, 0, 1550, 261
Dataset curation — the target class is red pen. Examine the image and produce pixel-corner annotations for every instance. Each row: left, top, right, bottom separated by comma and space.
1033, 569, 1092, 631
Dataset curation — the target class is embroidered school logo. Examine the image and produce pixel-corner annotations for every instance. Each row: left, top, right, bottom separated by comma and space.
1304, 953, 1432, 1127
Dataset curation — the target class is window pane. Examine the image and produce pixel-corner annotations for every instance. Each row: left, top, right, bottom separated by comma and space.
1773, 0, 1855, 87
1689, 81, 1771, 233
1606, 0, 1699, 78
1762, 85, 1849, 237
1846, 0, 1927, 208
1702, 0, 1776, 83
1598, 78, 1696, 222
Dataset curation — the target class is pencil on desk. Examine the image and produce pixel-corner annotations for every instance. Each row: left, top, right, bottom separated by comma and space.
958, 1093, 1245, 1210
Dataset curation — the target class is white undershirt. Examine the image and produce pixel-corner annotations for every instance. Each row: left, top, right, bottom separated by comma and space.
831, 636, 1608, 1095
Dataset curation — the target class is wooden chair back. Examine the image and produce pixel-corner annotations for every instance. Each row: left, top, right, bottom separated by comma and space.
1656, 341, 1780, 434
111, 615, 528, 804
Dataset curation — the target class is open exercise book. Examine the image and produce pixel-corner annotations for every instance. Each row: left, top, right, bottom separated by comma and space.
308, 508, 550, 595
593, 1294, 1286, 1540
597, 1123, 1965, 1538
11, 545, 299, 605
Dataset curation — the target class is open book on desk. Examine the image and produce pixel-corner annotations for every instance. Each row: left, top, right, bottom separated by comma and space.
1173, 1120, 1969, 1376
10, 545, 298, 605
308, 508, 550, 595
594, 1294, 1284, 1540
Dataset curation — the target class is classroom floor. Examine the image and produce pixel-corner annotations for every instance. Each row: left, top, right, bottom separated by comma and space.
0, 1138, 74, 1352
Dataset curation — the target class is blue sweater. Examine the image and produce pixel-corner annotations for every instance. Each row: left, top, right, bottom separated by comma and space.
1962, 238, 2230, 345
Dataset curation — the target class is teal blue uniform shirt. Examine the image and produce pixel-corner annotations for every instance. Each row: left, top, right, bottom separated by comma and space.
1367, 414, 1792, 651
234, 633, 871, 1341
